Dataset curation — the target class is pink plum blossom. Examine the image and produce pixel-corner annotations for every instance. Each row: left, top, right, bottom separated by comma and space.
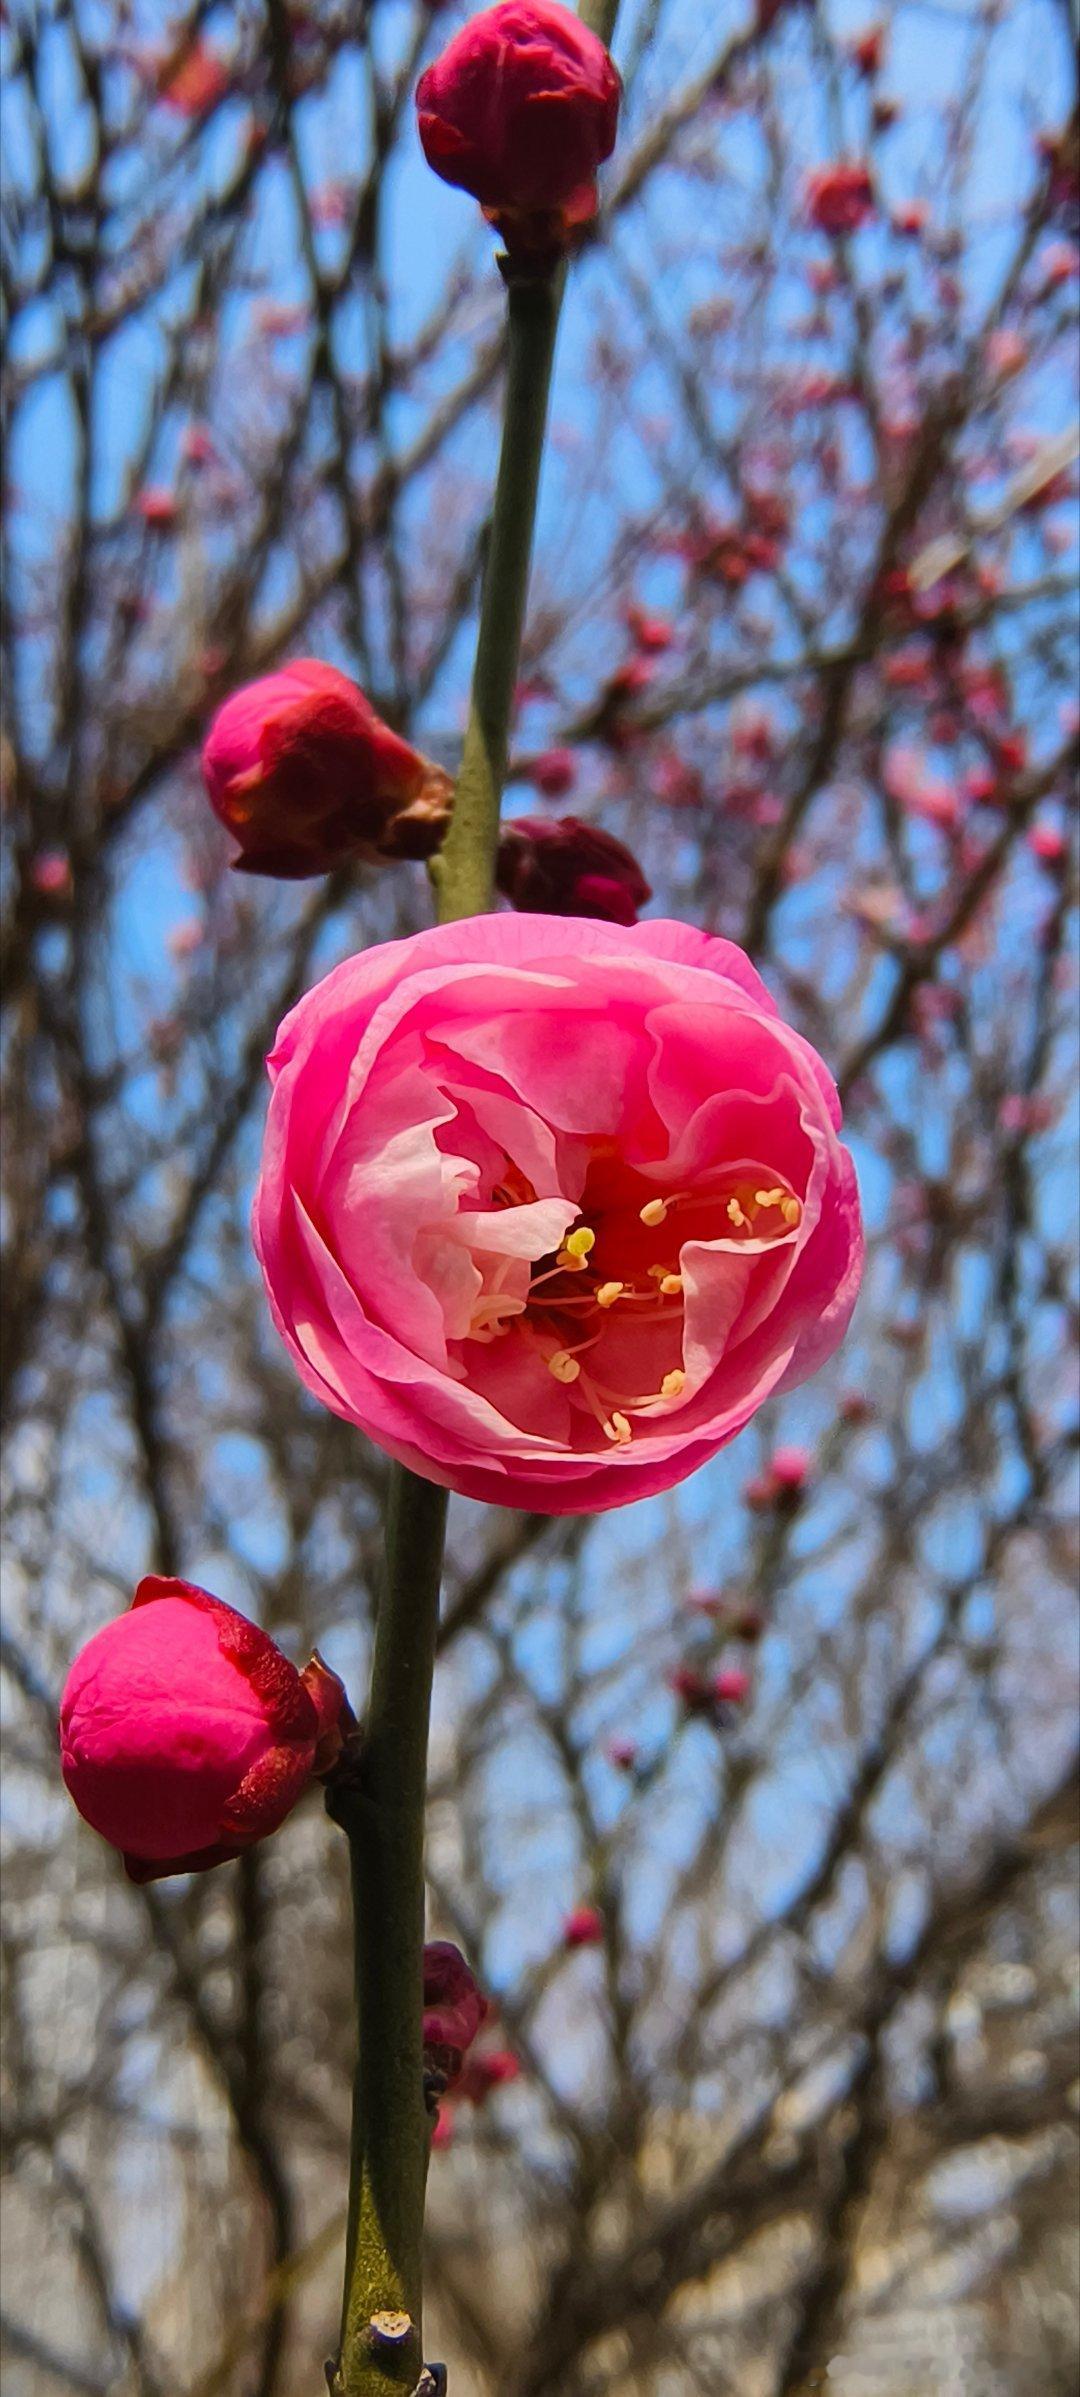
253, 915, 863, 1514
59, 1577, 346, 1882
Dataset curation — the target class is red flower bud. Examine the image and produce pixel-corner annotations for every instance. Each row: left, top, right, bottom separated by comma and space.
563, 1905, 604, 1948
59, 1578, 346, 1882
496, 814, 650, 924
415, 0, 621, 258
28, 849, 73, 900
850, 25, 884, 77
625, 604, 673, 654
805, 164, 875, 237
744, 1445, 812, 1511
1041, 241, 1079, 287
770, 1444, 813, 1492
202, 660, 452, 877
712, 1668, 751, 1705
422, 1941, 489, 2086
1028, 823, 1067, 868
529, 746, 578, 797
135, 486, 177, 527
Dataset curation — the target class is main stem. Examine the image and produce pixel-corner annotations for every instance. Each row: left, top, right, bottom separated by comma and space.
333, 267, 563, 2394
430, 270, 562, 923
333, 1473, 448, 2393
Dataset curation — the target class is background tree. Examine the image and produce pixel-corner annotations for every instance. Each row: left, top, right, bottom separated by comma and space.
2, 0, 1077, 2393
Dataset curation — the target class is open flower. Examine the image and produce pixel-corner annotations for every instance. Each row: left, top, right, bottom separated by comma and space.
59, 1578, 346, 1882
254, 917, 862, 1513
416, 0, 621, 257
202, 660, 452, 878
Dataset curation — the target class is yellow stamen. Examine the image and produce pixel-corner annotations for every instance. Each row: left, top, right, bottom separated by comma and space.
596, 1281, 624, 1308
555, 1249, 589, 1273
727, 1198, 748, 1228
547, 1350, 581, 1383
781, 1195, 802, 1227
659, 1273, 683, 1296
639, 1198, 668, 1228
564, 1225, 596, 1259
660, 1369, 685, 1399
754, 1187, 785, 1208
603, 1411, 633, 1445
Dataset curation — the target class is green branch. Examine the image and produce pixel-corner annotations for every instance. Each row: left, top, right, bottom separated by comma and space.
330, 1472, 448, 2394
331, 10, 622, 2381
430, 268, 562, 923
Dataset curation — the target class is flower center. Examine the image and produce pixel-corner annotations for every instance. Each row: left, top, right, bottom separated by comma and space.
469, 1152, 802, 1444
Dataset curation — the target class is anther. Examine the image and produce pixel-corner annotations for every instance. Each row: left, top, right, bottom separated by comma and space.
555, 1249, 589, 1273
564, 1225, 596, 1259
548, 1350, 582, 1383
660, 1369, 685, 1398
639, 1198, 668, 1228
596, 1281, 624, 1308
659, 1273, 683, 1296
781, 1196, 801, 1226
727, 1198, 748, 1228
603, 1412, 632, 1444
